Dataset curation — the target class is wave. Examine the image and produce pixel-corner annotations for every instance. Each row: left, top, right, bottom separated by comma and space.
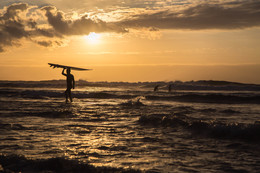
0, 123, 28, 130
120, 96, 146, 107
2, 88, 260, 104
220, 109, 241, 114
13, 89, 133, 100
139, 114, 260, 142
0, 154, 141, 173
29, 110, 77, 118
145, 94, 260, 104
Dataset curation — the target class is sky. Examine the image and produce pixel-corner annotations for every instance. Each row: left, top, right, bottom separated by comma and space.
0, 0, 260, 83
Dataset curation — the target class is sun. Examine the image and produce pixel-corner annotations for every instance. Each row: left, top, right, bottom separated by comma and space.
84, 32, 101, 44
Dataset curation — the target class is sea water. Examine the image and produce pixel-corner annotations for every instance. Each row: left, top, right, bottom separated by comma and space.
0, 80, 260, 172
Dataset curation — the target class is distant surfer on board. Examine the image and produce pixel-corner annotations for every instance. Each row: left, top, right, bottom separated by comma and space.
62, 68, 75, 103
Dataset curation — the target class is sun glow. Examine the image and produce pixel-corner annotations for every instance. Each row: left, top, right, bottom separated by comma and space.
84, 32, 101, 44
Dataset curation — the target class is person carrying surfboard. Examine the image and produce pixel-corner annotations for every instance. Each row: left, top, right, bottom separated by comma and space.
48, 63, 92, 103
62, 68, 75, 103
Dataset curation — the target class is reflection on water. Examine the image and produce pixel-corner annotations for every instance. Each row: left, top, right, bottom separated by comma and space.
0, 85, 260, 172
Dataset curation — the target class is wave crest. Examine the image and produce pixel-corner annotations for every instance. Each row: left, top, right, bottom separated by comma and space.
139, 114, 260, 142
0, 154, 141, 173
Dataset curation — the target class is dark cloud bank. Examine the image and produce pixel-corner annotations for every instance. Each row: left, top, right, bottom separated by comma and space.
1, 1, 260, 52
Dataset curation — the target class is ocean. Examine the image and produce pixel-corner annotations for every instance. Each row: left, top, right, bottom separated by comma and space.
0, 80, 260, 172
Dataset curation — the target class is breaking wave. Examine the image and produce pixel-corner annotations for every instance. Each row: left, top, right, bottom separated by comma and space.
139, 114, 260, 142
0, 154, 140, 173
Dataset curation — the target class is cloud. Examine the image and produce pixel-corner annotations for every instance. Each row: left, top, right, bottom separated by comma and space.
0, 2, 126, 52
0, 3, 29, 52
0, 3, 61, 52
1, 1, 260, 52
36, 40, 53, 47
117, 0, 260, 30
42, 6, 127, 35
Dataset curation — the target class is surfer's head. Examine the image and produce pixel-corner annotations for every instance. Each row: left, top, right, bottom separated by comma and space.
67, 68, 71, 74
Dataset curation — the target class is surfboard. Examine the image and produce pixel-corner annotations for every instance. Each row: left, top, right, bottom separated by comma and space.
48, 63, 92, 71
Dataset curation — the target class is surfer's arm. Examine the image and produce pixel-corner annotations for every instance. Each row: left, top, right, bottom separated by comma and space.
62, 68, 67, 76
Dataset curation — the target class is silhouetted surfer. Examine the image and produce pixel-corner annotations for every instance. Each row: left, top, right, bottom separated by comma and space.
62, 68, 75, 103
154, 85, 159, 92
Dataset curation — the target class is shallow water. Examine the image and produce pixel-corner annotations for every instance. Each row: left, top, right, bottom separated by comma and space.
0, 82, 260, 172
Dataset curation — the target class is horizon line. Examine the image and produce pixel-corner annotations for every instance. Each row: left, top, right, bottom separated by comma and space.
1, 79, 259, 85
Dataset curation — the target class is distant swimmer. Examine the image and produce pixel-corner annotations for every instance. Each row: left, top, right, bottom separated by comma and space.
168, 84, 173, 92
62, 68, 75, 103
154, 85, 159, 92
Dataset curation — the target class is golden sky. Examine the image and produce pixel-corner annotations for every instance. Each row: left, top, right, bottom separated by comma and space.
1, 0, 260, 83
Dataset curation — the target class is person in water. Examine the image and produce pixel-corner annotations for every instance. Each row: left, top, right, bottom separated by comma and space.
62, 68, 75, 103
168, 84, 173, 92
154, 85, 159, 92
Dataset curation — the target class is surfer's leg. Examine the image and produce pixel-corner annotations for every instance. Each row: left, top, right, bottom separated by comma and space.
68, 89, 73, 102
65, 89, 69, 103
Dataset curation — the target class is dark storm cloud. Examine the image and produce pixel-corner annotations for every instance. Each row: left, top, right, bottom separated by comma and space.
118, 1, 260, 30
